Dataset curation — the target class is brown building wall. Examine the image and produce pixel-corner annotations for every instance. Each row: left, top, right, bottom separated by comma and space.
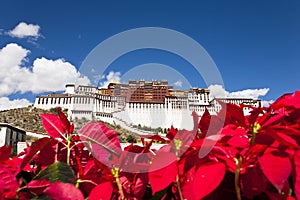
108, 81, 171, 103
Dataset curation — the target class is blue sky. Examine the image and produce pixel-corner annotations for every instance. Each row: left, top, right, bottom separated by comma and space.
0, 1, 299, 110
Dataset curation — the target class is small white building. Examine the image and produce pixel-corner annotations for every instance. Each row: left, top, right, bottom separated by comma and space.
0, 123, 26, 154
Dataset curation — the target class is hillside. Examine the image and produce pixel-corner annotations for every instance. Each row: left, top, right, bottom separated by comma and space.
0, 106, 58, 134
0, 106, 140, 143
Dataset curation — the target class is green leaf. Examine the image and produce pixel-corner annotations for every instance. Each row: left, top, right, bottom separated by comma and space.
150, 186, 169, 200
33, 162, 76, 184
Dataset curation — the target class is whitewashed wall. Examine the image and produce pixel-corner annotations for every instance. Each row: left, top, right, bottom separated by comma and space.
113, 103, 195, 129
0, 126, 7, 146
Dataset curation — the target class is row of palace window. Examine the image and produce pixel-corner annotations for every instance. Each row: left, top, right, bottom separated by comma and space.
96, 113, 113, 118
127, 103, 188, 109
95, 94, 113, 101
74, 97, 92, 104
37, 97, 95, 105
188, 94, 209, 101
128, 103, 165, 109
37, 97, 72, 105
223, 99, 244, 104
73, 111, 91, 115
102, 101, 116, 108
78, 86, 97, 93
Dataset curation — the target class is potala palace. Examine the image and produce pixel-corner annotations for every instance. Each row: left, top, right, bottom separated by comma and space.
34, 81, 261, 130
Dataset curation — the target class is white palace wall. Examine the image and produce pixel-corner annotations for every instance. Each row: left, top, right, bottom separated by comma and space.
35, 95, 211, 129
112, 103, 195, 129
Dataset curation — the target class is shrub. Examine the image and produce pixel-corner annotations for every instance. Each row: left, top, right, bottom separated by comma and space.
1, 91, 300, 199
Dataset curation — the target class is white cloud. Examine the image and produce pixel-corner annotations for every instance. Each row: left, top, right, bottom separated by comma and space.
174, 80, 183, 87
8, 22, 40, 38
99, 71, 121, 88
29, 57, 90, 93
0, 97, 31, 111
208, 84, 270, 100
0, 43, 90, 97
208, 85, 227, 99
226, 88, 269, 99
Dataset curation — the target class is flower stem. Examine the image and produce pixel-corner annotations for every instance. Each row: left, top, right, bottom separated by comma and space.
116, 176, 125, 200
112, 168, 125, 199
234, 157, 242, 200
176, 174, 184, 200
173, 139, 184, 200
67, 136, 71, 165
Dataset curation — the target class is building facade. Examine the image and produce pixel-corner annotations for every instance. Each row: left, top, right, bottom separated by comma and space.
0, 123, 26, 154
34, 81, 261, 129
